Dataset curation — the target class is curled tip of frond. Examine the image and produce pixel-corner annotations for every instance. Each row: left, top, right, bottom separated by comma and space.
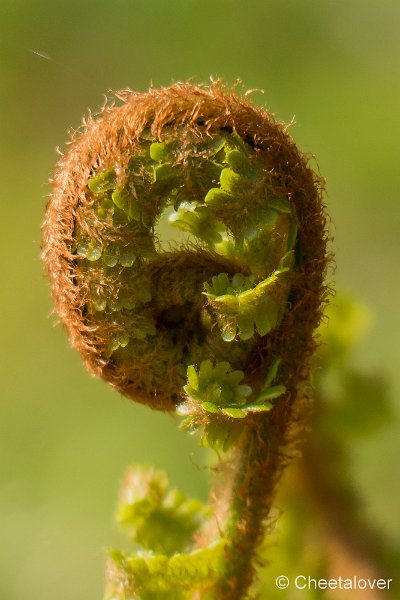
42, 81, 329, 411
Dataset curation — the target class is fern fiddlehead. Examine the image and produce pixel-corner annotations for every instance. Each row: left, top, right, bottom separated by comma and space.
43, 82, 328, 599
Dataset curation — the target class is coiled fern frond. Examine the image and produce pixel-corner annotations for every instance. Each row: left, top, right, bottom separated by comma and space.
43, 81, 329, 599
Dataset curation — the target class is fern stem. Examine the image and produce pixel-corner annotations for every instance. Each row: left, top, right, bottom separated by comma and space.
217, 422, 280, 598
211, 380, 311, 598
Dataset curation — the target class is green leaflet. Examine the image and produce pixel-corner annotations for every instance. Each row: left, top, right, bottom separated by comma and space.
153, 162, 175, 182
263, 356, 281, 387
96, 194, 115, 219
76, 239, 102, 261
251, 385, 286, 404
103, 243, 120, 267
119, 245, 136, 267
112, 189, 142, 222
222, 407, 246, 418
169, 202, 226, 245
226, 148, 252, 174
150, 140, 176, 163
204, 187, 231, 209
87, 169, 117, 194
191, 135, 226, 158
109, 331, 130, 352
86, 242, 103, 262
219, 167, 246, 193
186, 364, 198, 390
204, 272, 256, 297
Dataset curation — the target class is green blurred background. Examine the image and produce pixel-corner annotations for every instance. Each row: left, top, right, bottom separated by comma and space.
1, 1, 399, 598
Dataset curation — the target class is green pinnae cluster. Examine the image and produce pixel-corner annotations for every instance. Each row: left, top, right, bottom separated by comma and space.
166, 134, 298, 272
78, 128, 297, 280
179, 359, 286, 450
184, 360, 253, 419
87, 268, 152, 312
106, 314, 157, 355
185, 358, 285, 417
117, 465, 207, 556
204, 252, 294, 342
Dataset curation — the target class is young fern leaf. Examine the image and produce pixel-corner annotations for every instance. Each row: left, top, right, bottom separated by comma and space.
106, 465, 226, 599
42, 81, 328, 599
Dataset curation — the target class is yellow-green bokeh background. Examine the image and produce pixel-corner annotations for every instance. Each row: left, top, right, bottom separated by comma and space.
1, 1, 399, 598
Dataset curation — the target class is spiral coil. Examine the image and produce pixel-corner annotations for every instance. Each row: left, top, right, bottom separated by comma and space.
43, 82, 327, 411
